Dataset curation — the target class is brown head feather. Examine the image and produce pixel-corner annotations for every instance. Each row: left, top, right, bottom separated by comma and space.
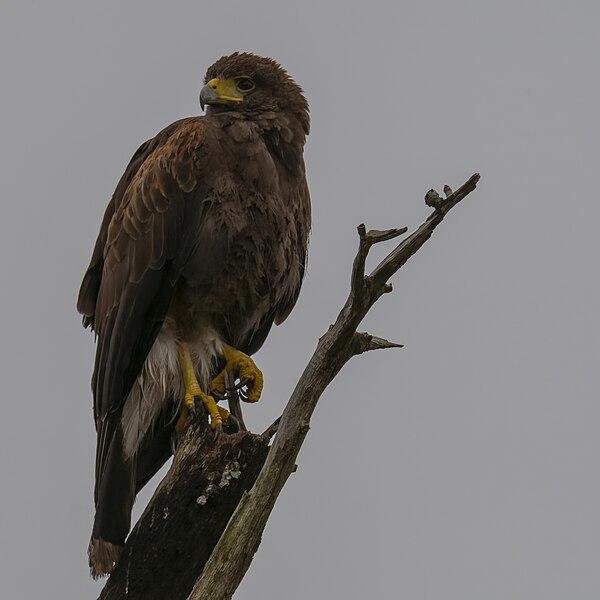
204, 52, 310, 135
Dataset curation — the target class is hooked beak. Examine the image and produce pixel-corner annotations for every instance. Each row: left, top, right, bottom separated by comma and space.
199, 78, 245, 111
199, 84, 218, 111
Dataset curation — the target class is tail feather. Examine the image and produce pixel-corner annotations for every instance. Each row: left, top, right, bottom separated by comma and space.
90, 410, 174, 578
90, 418, 136, 578
88, 538, 124, 579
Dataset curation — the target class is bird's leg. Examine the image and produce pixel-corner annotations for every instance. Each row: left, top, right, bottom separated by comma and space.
176, 342, 223, 433
210, 344, 264, 404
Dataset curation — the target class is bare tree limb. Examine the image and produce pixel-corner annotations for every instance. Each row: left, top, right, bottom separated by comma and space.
351, 224, 408, 303
371, 173, 480, 288
185, 173, 481, 600
261, 416, 281, 439
354, 332, 404, 352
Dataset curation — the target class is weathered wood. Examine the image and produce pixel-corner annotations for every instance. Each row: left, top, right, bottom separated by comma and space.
98, 417, 269, 600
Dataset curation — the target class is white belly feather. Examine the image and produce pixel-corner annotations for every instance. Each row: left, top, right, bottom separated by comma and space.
120, 325, 224, 459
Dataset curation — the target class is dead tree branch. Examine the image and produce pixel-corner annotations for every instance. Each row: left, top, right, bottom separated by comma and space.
185, 173, 481, 600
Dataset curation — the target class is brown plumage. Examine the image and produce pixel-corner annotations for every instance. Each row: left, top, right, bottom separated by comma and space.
77, 52, 310, 578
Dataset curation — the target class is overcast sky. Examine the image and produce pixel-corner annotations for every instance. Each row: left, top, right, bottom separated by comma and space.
2, 1, 599, 598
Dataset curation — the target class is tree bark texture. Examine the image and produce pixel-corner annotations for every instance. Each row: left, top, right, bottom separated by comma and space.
98, 418, 269, 600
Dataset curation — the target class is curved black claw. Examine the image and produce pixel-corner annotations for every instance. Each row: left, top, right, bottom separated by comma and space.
226, 378, 251, 393
170, 432, 179, 455
212, 378, 253, 402
188, 397, 200, 417
227, 414, 241, 433
213, 423, 224, 440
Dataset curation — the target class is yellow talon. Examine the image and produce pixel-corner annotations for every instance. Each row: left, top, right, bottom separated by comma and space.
217, 405, 232, 422
176, 396, 232, 435
210, 344, 264, 403
177, 342, 223, 430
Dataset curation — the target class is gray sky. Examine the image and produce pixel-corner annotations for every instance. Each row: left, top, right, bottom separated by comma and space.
2, 1, 599, 598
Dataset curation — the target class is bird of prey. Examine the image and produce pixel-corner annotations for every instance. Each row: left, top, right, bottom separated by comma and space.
77, 52, 311, 578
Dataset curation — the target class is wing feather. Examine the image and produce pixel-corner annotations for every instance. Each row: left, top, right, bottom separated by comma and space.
78, 118, 210, 492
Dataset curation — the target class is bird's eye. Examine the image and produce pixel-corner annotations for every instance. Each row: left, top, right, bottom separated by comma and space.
237, 78, 255, 92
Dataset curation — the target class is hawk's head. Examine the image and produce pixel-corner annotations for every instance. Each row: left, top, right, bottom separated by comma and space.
200, 52, 309, 134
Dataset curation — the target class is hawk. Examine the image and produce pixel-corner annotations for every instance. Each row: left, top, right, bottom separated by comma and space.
77, 52, 310, 578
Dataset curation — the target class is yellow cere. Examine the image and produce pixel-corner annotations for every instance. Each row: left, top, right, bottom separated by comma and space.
206, 77, 248, 102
